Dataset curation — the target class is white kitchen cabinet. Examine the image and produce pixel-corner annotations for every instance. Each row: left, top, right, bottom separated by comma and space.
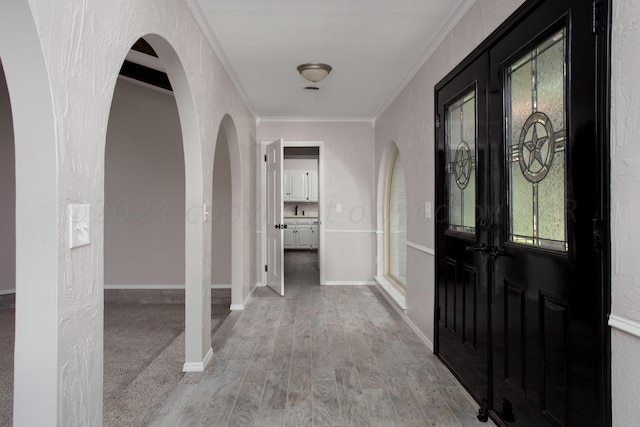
296, 225, 312, 247
308, 170, 318, 202
311, 224, 319, 249
283, 218, 318, 249
283, 225, 295, 248
283, 169, 318, 202
283, 171, 290, 201
287, 170, 308, 201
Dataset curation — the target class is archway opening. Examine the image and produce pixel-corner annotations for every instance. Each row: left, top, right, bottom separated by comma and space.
210, 122, 232, 334
103, 38, 186, 425
0, 57, 16, 427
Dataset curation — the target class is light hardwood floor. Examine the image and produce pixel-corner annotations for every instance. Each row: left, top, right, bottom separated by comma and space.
152, 251, 494, 426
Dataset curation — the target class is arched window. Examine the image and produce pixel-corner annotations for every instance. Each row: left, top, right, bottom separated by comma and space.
385, 145, 407, 291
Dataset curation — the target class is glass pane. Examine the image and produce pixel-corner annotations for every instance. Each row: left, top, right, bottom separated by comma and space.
506, 29, 568, 251
389, 151, 407, 285
446, 90, 476, 234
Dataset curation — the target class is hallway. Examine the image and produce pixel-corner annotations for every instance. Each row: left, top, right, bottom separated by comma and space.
153, 251, 492, 426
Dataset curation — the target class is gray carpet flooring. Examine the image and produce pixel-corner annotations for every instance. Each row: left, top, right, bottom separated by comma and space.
0, 290, 230, 427
0, 295, 15, 427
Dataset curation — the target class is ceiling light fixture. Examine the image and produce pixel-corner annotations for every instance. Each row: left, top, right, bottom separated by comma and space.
297, 63, 332, 83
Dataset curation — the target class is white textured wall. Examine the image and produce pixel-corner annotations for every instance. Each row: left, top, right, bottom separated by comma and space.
374, 0, 525, 342
258, 121, 376, 283
0, 62, 15, 293
610, 0, 640, 425
3, 0, 257, 424
105, 78, 185, 286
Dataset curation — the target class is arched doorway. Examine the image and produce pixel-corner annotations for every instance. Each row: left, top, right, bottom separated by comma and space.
0, 58, 16, 427
215, 115, 244, 311
211, 120, 232, 325
0, 2, 58, 424
103, 38, 186, 425
211, 120, 232, 291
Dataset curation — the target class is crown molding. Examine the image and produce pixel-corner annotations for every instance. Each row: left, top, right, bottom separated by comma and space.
184, 0, 258, 118
257, 117, 375, 125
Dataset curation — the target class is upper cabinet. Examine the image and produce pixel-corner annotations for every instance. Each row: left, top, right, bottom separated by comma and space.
308, 170, 318, 202
284, 170, 318, 202
287, 170, 308, 201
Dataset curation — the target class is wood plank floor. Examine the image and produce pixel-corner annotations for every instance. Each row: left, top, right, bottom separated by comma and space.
152, 251, 494, 427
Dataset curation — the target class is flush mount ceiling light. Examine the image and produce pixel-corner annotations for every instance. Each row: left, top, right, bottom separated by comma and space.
297, 63, 332, 83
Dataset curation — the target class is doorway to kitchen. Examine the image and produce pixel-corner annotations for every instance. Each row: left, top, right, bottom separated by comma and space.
262, 140, 325, 294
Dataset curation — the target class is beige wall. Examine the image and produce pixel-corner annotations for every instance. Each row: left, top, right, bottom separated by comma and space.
104, 78, 185, 286
0, 61, 15, 293
211, 125, 231, 285
258, 121, 376, 284
375, 0, 525, 344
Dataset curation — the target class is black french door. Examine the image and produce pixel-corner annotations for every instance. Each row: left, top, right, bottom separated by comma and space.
435, 0, 610, 426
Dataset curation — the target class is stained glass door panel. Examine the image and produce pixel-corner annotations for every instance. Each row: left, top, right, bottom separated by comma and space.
447, 90, 477, 234
506, 29, 567, 251
436, 54, 490, 409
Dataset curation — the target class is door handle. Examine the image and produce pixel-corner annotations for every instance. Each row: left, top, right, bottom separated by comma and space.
466, 243, 488, 253
487, 246, 513, 259
275, 224, 288, 229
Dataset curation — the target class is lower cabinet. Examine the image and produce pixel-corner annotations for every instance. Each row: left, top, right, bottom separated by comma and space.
311, 225, 318, 248
296, 226, 312, 247
284, 219, 318, 249
283, 226, 296, 248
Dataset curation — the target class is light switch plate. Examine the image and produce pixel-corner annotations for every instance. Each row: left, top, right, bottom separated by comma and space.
69, 204, 91, 249
336, 203, 342, 213
425, 201, 432, 219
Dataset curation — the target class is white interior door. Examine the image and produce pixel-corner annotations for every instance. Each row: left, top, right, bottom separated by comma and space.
266, 138, 284, 296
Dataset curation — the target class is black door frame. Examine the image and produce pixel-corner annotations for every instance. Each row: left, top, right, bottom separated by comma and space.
433, 0, 611, 425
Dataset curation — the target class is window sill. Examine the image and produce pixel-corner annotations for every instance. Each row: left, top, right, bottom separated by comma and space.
374, 276, 407, 313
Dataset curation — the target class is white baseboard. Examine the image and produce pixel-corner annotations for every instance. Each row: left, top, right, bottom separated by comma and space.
105, 284, 184, 290
104, 284, 231, 290
0, 289, 16, 295
182, 347, 213, 372
374, 276, 407, 311
609, 314, 640, 339
374, 279, 433, 352
322, 281, 375, 286
230, 286, 256, 311
403, 312, 435, 352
